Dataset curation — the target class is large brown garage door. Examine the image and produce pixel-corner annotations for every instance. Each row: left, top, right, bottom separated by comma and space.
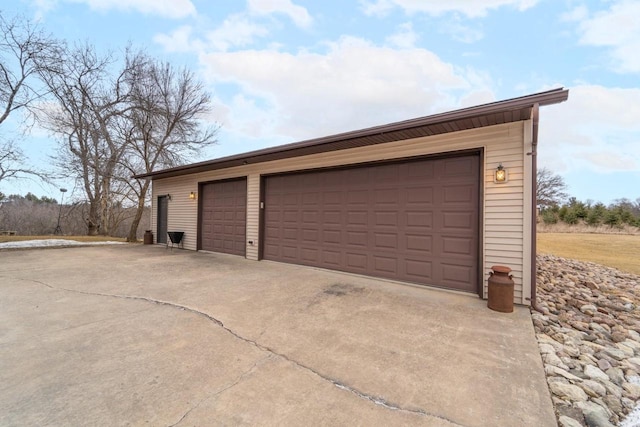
263, 154, 479, 292
200, 178, 247, 256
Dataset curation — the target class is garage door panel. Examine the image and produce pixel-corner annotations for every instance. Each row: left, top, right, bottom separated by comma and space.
374, 256, 398, 274
281, 245, 298, 259
377, 163, 400, 181
442, 236, 474, 256
374, 232, 398, 250
347, 211, 368, 225
348, 190, 368, 204
374, 188, 399, 204
443, 212, 474, 230
375, 211, 398, 226
200, 178, 246, 256
440, 264, 475, 291
407, 211, 433, 228
406, 234, 432, 252
347, 230, 367, 246
346, 253, 368, 270
324, 210, 342, 224
322, 250, 341, 266
407, 186, 434, 203
282, 227, 298, 240
443, 157, 475, 176
283, 194, 298, 205
443, 185, 474, 203
405, 259, 432, 280
263, 154, 479, 292
302, 211, 319, 223
301, 247, 318, 262
323, 191, 342, 204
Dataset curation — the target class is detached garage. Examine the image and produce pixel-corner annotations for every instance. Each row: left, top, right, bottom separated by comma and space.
136, 88, 569, 306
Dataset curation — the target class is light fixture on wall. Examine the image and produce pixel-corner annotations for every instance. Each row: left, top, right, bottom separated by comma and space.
166, 194, 172, 201
189, 191, 197, 200
494, 164, 508, 183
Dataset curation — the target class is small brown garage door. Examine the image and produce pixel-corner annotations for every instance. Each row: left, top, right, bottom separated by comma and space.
200, 178, 247, 256
263, 154, 479, 292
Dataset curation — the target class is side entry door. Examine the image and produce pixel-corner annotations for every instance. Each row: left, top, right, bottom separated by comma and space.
157, 195, 168, 244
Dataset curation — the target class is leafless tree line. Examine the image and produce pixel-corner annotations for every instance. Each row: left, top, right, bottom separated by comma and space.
0, 194, 150, 237
0, 12, 217, 240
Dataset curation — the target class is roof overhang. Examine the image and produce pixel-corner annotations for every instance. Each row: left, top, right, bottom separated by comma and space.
135, 87, 569, 180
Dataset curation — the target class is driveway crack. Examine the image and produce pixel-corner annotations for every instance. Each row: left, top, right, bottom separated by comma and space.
168, 354, 273, 427
20, 278, 465, 426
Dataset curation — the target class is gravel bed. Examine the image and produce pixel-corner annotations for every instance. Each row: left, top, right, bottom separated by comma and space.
534, 254, 640, 427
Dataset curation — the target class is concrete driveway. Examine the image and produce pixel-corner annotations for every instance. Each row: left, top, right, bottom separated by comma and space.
0, 245, 556, 426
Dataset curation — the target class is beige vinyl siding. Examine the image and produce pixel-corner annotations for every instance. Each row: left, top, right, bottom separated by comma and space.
152, 177, 199, 249
246, 174, 260, 260
483, 122, 525, 303
151, 120, 532, 304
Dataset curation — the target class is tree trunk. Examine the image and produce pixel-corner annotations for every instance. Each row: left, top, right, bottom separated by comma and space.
87, 203, 100, 236
99, 178, 111, 235
127, 180, 150, 242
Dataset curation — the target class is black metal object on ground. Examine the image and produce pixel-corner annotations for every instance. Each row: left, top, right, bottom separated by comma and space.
167, 231, 184, 250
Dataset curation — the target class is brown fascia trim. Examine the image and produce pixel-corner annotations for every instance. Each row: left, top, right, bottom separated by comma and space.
134, 87, 569, 180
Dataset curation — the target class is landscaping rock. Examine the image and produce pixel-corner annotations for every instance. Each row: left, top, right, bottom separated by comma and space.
606, 367, 625, 385
622, 382, 640, 400
534, 254, 640, 426
580, 379, 607, 397
585, 365, 610, 382
549, 381, 589, 401
558, 415, 583, 427
576, 401, 614, 427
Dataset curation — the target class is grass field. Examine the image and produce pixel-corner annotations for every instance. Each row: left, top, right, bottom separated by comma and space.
537, 233, 640, 276
0, 235, 127, 244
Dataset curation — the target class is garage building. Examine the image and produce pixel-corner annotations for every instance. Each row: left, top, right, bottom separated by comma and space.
136, 88, 569, 306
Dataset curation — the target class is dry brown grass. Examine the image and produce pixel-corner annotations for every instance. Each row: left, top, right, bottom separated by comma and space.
537, 222, 640, 235
0, 235, 127, 244
537, 232, 640, 275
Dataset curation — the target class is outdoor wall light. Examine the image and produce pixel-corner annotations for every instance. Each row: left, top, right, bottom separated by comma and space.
494, 164, 508, 183
189, 191, 197, 200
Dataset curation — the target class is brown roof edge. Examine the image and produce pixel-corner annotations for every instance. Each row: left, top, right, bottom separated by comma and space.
134, 87, 569, 180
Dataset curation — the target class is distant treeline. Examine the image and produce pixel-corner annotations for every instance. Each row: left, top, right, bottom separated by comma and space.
0, 193, 150, 238
540, 197, 640, 228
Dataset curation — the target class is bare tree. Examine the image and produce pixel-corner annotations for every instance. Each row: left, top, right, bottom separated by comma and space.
0, 12, 61, 185
120, 53, 217, 242
38, 44, 130, 235
537, 167, 568, 208
0, 140, 38, 181
0, 12, 61, 125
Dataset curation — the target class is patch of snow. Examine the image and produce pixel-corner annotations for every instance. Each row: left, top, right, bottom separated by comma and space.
0, 239, 126, 249
619, 376, 640, 427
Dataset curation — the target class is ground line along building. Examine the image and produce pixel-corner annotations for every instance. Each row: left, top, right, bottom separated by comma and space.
135, 88, 569, 306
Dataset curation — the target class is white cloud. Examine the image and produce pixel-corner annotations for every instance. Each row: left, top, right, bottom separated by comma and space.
199, 36, 486, 139
30, 0, 58, 20
247, 0, 312, 28
574, 0, 640, 73
538, 85, 640, 174
205, 14, 269, 51
65, 0, 196, 18
385, 22, 418, 48
360, 0, 538, 18
153, 25, 203, 53
440, 15, 484, 43
154, 15, 269, 53
560, 5, 588, 22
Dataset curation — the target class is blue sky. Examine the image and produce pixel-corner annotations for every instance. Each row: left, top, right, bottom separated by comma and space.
2, 0, 639, 204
